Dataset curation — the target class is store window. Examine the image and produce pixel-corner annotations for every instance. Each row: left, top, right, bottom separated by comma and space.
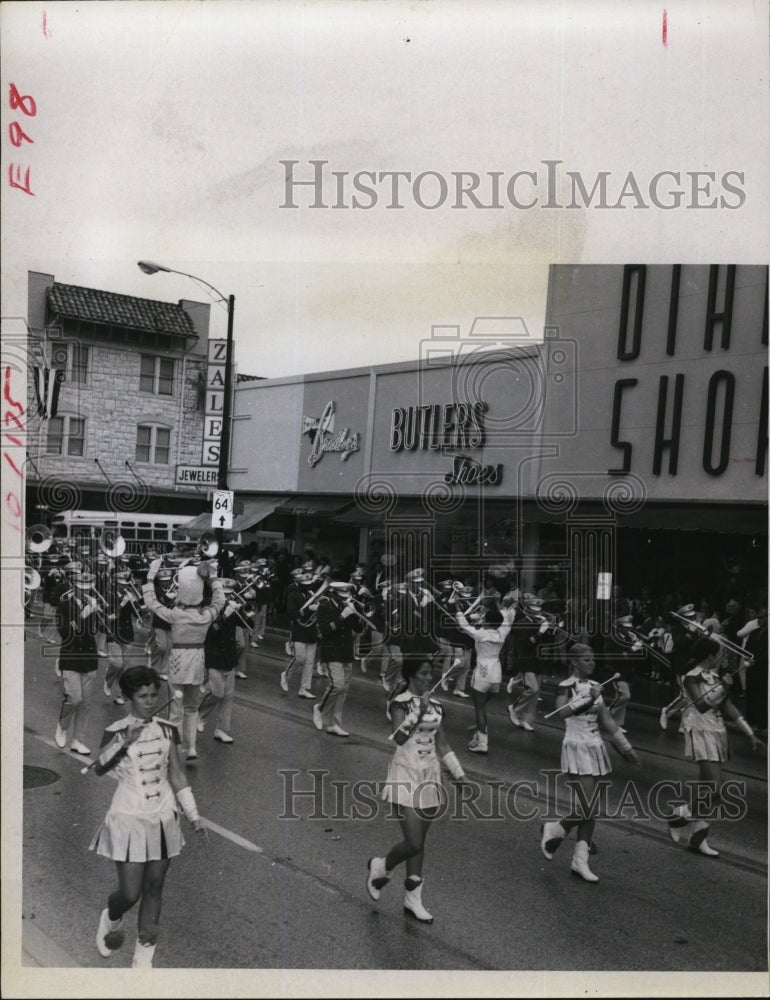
46, 415, 85, 456
135, 424, 171, 465
140, 355, 175, 395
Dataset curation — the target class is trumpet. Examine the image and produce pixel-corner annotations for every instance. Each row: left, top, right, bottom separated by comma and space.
669, 610, 754, 664
613, 619, 671, 668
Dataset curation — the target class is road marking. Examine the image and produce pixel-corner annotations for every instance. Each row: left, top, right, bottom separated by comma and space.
201, 818, 263, 853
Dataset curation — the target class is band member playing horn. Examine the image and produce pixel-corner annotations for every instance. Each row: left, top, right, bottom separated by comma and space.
397, 568, 440, 680
143, 560, 225, 761
199, 582, 240, 744
507, 593, 554, 731
366, 657, 467, 923
88, 666, 205, 968
54, 570, 102, 756
456, 598, 516, 755
436, 582, 474, 698
103, 570, 138, 706
666, 636, 764, 857
313, 571, 363, 737
283, 568, 320, 699
659, 605, 700, 731
540, 643, 640, 883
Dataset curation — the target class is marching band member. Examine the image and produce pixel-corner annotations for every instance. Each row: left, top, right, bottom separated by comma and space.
232, 563, 257, 680
659, 605, 699, 731
103, 569, 138, 706
282, 568, 320, 699
199, 582, 240, 744
456, 598, 516, 755
248, 558, 272, 651
143, 546, 173, 682
313, 571, 363, 737
398, 568, 440, 678
434, 580, 468, 692
667, 637, 764, 857
366, 657, 467, 923
89, 665, 205, 968
540, 643, 640, 882
54, 569, 103, 756
143, 560, 225, 761
362, 555, 402, 689
507, 594, 553, 731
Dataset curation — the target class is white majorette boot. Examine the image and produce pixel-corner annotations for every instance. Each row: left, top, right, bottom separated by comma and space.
366, 857, 391, 901
96, 908, 124, 957
132, 938, 157, 968
667, 803, 692, 843
688, 819, 719, 857
570, 840, 599, 882
540, 820, 567, 860
403, 876, 433, 923
468, 729, 488, 754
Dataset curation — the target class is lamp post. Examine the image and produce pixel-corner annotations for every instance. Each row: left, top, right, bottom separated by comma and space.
138, 261, 235, 551
137, 261, 234, 492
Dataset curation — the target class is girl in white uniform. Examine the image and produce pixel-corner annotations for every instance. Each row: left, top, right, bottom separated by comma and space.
366, 659, 466, 922
89, 666, 204, 967
456, 602, 516, 755
667, 637, 764, 856
540, 643, 639, 882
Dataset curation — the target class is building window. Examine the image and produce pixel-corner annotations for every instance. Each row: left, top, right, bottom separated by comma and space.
50, 341, 89, 384
140, 355, 175, 395
136, 424, 171, 465
46, 416, 86, 456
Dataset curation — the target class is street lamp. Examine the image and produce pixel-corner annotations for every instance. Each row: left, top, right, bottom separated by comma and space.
137, 261, 235, 494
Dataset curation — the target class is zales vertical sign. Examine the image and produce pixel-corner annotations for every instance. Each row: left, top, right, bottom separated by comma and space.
203, 340, 227, 466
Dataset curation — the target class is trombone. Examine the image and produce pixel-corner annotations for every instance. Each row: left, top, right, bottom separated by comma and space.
669, 609, 754, 664
612, 618, 671, 668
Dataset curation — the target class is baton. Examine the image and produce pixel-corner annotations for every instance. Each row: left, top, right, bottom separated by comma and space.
543, 672, 621, 720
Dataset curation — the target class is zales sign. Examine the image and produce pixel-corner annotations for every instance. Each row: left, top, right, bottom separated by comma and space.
302, 400, 361, 467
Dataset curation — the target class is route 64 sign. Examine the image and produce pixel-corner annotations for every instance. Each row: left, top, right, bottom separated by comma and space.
212, 490, 234, 529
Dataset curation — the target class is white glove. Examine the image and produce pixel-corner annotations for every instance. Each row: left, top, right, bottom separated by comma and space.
538, 621, 549, 635
340, 604, 355, 619
146, 558, 162, 582
223, 602, 236, 618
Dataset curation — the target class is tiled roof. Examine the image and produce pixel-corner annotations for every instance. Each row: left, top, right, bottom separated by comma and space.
48, 283, 197, 339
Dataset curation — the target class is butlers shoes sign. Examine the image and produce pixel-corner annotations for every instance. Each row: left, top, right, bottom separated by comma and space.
389, 400, 503, 485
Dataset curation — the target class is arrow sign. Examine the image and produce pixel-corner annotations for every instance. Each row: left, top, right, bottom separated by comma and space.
212, 489, 234, 529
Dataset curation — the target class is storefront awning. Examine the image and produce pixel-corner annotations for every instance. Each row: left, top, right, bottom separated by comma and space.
182, 510, 215, 534
277, 496, 352, 518
231, 495, 289, 532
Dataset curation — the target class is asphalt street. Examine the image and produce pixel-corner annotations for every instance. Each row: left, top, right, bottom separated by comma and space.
16, 618, 769, 973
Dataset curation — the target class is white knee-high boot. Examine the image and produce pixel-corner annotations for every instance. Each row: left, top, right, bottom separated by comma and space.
403, 876, 433, 922
570, 840, 599, 882
688, 819, 719, 856
132, 939, 157, 967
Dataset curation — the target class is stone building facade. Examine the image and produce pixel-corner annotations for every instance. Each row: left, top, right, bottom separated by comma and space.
26, 271, 213, 520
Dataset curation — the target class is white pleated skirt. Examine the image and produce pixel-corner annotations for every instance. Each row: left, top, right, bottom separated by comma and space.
382, 759, 445, 810
683, 725, 729, 763
89, 808, 185, 862
561, 738, 611, 776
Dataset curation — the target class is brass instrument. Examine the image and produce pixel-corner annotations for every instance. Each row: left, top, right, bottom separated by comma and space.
669, 608, 754, 664
27, 525, 53, 554
100, 529, 126, 559
613, 617, 671, 668
25, 567, 41, 592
